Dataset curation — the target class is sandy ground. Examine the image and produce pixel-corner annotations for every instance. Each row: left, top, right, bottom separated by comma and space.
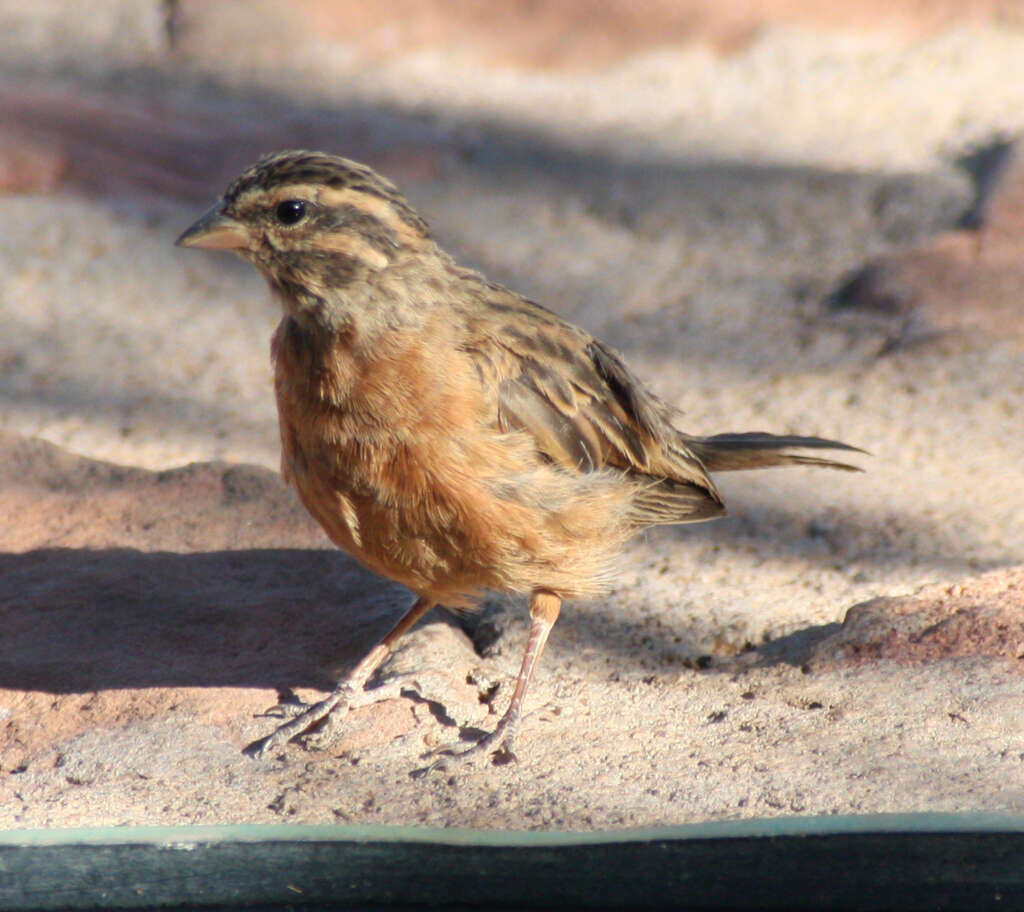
1, 1, 1022, 830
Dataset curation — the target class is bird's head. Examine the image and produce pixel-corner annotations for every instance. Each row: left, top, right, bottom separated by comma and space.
176, 150, 432, 322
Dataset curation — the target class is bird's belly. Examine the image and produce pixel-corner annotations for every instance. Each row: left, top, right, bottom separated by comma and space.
279, 403, 633, 605
272, 318, 634, 602
283, 430, 461, 591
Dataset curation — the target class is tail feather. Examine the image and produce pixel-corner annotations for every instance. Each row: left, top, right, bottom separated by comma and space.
684, 432, 865, 473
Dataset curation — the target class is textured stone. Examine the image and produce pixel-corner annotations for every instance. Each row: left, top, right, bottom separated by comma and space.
811, 567, 1024, 671
830, 143, 1024, 350
2, 434, 1022, 828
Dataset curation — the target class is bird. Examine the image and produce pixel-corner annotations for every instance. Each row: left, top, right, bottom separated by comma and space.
176, 150, 862, 765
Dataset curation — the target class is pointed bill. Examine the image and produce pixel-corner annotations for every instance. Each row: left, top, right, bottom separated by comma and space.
175, 203, 249, 251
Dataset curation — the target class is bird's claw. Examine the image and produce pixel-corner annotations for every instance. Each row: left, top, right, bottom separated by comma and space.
244, 679, 420, 759
254, 697, 314, 721
244, 686, 353, 759
411, 724, 520, 777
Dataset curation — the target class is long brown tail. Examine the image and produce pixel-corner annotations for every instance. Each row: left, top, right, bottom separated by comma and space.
685, 432, 865, 473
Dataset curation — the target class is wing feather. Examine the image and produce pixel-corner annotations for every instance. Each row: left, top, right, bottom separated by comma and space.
462, 290, 725, 525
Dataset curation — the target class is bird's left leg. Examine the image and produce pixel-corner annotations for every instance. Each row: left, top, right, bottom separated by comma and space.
428, 589, 561, 766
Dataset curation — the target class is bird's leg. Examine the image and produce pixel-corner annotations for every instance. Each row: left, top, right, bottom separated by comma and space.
245, 595, 435, 758
428, 589, 561, 767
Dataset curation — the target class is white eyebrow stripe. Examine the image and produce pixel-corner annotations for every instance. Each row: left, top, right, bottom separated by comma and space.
247, 184, 422, 244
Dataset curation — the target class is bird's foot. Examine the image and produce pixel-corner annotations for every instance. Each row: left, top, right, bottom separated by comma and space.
412, 719, 519, 777
245, 679, 414, 758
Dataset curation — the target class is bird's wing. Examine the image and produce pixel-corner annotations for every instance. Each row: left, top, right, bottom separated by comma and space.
462, 288, 724, 525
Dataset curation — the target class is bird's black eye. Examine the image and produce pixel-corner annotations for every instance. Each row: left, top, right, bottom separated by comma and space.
274, 200, 307, 226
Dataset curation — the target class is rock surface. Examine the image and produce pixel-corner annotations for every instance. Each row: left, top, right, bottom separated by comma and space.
2, 434, 1021, 828
830, 143, 1024, 350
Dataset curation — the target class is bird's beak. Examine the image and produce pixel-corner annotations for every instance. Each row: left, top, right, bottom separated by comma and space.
175, 203, 249, 251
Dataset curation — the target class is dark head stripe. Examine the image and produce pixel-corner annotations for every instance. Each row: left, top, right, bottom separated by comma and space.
226, 151, 396, 199
223, 150, 428, 240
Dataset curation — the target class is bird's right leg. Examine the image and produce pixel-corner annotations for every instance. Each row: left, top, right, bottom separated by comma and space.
245, 595, 435, 758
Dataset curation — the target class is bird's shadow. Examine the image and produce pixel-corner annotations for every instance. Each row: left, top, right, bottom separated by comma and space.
0, 477, 989, 699
0, 547, 413, 696
0, 539, 827, 700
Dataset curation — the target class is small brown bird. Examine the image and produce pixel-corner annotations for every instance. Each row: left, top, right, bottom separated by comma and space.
177, 150, 860, 764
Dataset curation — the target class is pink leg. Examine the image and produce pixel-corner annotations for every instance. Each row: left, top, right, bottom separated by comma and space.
432, 589, 561, 766
246, 595, 435, 758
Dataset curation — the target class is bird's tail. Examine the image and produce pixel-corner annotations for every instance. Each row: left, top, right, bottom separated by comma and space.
684, 432, 865, 473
